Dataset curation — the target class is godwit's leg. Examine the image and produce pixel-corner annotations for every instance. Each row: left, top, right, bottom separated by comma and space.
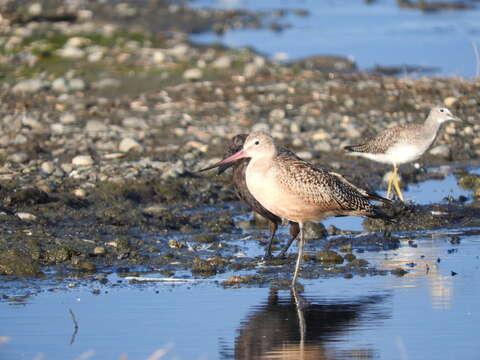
264, 221, 278, 259
277, 222, 300, 258
392, 164, 405, 201
291, 222, 305, 288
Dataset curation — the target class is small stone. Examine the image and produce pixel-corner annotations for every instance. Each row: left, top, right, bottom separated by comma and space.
429, 144, 450, 158
212, 55, 232, 69
72, 155, 94, 167
66, 37, 91, 48
315, 250, 344, 265
57, 46, 85, 59
16, 212, 37, 221
304, 222, 328, 240
72, 188, 86, 198
8, 152, 29, 163
296, 151, 313, 160
168, 239, 185, 249
96, 78, 120, 89
152, 50, 166, 64
314, 141, 332, 152
60, 113, 76, 124
86, 120, 107, 133
183, 68, 203, 81
40, 161, 55, 175
269, 108, 285, 121
392, 267, 407, 277
12, 79, 48, 93
93, 247, 106, 256
444, 97, 458, 107
52, 78, 69, 92
119, 138, 142, 153
28, 3, 42, 15
69, 78, 85, 91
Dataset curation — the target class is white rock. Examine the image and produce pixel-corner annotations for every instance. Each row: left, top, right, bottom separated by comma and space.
212, 55, 232, 69
152, 50, 166, 64
252, 122, 270, 132
69, 78, 85, 91
57, 46, 85, 59
169, 44, 189, 57
119, 138, 142, 152
12, 79, 48, 93
296, 151, 313, 160
66, 37, 91, 48
72, 188, 86, 198
60, 113, 76, 124
41, 161, 55, 174
52, 78, 69, 92
183, 68, 203, 81
28, 3, 42, 15
86, 120, 107, 132
314, 141, 332, 152
122, 117, 147, 128
443, 97, 458, 107
8, 152, 28, 163
51, 123, 65, 134
16, 212, 37, 221
72, 155, 94, 167
429, 144, 450, 158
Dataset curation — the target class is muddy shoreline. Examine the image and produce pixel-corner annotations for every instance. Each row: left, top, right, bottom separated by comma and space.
0, 0, 479, 289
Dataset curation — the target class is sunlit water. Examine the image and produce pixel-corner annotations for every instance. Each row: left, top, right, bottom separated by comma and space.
191, 0, 480, 77
1, 171, 479, 359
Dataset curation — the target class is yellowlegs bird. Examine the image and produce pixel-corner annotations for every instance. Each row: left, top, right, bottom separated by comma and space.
202, 131, 392, 287
344, 106, 460, 201
198, 134, 300, 259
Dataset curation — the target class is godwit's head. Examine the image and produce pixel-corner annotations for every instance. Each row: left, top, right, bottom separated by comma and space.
196, 131, 277, 172
428, 106, 460, 124
242, 131, 277, 160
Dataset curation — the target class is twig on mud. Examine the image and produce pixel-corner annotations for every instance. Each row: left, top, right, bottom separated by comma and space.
69, 308, 79, 345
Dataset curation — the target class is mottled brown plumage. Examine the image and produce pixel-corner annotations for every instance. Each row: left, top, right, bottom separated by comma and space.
208, 131, 392, 287
214, 134, 300, 258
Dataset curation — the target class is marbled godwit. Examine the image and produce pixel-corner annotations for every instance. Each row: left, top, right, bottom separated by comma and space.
199, 134, 300, 259
344, 106, 460, 201
203, 131, 391, 287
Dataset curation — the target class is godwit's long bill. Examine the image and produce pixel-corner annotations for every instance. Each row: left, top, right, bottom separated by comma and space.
205, 131, 392, 287
198, 134, 300, 259
344, 106, 461, 201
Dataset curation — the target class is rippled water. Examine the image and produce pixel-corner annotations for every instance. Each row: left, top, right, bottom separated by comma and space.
191, 0, 480, 77
1, 171, 479, 360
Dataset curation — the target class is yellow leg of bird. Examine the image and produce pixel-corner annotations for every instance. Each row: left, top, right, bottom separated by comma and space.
392, 164, 405, 201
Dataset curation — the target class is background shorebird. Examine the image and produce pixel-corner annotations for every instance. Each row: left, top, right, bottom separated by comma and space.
203, 131, 392, 287
344, 106, 460, 201
199, 134, 300, 259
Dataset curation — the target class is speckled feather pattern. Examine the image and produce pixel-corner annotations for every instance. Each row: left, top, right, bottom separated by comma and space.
345, 123, 426, 154
274, 156, 379, 216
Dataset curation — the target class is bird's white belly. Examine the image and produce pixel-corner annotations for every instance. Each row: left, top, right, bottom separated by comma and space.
385, 143, 427, 164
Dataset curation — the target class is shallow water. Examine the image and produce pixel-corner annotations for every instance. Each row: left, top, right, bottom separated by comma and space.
1, 171, 479, 360
191, 0, 480, 77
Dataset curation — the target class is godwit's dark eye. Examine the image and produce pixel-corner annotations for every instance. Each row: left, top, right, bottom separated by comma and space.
440, 109, 444, 112
255, 140, 260, 145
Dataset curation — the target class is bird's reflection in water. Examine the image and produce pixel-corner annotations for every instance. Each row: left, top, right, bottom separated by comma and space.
222, 288, 388, 360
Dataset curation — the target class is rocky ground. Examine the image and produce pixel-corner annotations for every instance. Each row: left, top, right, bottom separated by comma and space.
0, 0, 479, 286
